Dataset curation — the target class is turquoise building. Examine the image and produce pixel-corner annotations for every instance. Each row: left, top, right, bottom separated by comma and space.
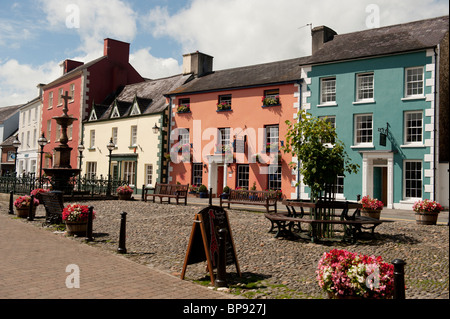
299, 16, 449, 209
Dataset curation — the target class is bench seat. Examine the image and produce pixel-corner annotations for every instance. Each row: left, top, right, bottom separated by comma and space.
143, 183, 189, 205
220, 189, 278, 214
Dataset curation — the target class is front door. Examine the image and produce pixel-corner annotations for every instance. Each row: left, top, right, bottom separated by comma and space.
217, 165, 224, 195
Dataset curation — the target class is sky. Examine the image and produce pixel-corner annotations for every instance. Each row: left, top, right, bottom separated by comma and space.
0, 0, 448, 107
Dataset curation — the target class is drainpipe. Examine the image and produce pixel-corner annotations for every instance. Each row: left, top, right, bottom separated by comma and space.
166, 96, 174, 183
297, 79, 303, 200
433, 46, 439, 202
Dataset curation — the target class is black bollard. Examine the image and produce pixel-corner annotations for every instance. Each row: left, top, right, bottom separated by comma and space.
85, 206, 94, 242
215, 228, 228, 288
8, 191, 14, 215
392, 259, 407, 299
118, 212, 127, 254
27, 194, 34, 221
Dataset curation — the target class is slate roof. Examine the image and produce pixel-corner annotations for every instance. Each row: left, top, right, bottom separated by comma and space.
167, 56, 309, 96
305, 15, 449, 65
0, 105, 21, 124
91, 74, 191, 121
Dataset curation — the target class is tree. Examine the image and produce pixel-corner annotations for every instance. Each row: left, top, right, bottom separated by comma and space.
283, 110, 359, 202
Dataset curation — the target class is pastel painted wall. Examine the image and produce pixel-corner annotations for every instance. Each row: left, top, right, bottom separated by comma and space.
305, 50, 436, 208
169, 83, 300, 198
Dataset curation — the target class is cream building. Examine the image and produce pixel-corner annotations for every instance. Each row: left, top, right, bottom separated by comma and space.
82, 74, 189, 195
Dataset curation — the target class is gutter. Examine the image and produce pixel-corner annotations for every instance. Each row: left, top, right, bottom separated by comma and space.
433, 46, 439, 201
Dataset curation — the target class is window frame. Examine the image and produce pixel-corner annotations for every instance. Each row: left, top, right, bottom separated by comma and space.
145, 164, 153, 186
320, 77, 337, 105
354, 113, 373, 146
236, 164, 249, 189
192, 163, 203, 186
268, 164, 282, 190
404, 67, 424, 98
130, 125, 137, 147
355, 72, 374, 103
403, 160, 422, 200
404, 111, 423, 145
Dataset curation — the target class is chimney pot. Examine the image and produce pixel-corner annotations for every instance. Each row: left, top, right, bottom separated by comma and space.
182, 51, 213, 77
311, 26, 337, 54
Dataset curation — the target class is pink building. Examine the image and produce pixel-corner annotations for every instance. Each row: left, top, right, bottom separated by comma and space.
166, 52, 309, 199
40, 39, 144, 170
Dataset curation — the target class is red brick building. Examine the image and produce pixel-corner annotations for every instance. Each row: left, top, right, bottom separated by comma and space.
40, 39, 144, 170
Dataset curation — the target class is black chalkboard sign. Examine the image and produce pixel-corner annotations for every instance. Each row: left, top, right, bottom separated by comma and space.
181, 205, 241, 284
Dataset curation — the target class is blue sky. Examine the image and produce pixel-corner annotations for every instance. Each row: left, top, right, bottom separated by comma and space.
1, 0, 448, 107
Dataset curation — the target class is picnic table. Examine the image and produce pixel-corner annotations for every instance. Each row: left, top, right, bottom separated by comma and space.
264, 199, 393, 243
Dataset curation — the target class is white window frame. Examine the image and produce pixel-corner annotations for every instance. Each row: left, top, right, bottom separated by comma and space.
404, 111, 423, 146
89, 130, 95, 149
237, 164, 249, 189
86, 162, 97, 179
145, 164, 153, 187
265, 125, 279, 153
48, 92, 53, 109
268, 165, 282, 190
123, 161, 136, 186
112, 127, 118, 146
58, 88, 64, 106
70, 84, 75, 102
320, 77, 337, 105
404, 67, 424, 98
403, 160, 422, 200
354, 114, 373, 147
130, 126, 137, 147
355, 72, 374, 103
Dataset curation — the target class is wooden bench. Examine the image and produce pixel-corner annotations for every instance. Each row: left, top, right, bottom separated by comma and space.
40, 191, 64, 225
220, 189, 278, 214
265, 200, 393, 243
143, 183, 189, 205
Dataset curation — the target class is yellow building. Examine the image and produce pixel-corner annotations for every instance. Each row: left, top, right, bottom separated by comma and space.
82, 74, 190, 195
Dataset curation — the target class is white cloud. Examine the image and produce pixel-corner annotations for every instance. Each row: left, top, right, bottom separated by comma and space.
145, 0, 449, 70
130, 48, 181, 79
0, 59, 61, 106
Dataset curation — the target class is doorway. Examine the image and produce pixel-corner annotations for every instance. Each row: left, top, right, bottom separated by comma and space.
373, 166, 388, 205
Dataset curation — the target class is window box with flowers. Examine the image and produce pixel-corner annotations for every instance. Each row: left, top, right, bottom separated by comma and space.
261, 93, 280, 107
117, 185, 134, 200
177, 105, 191, 113
317, 249, 394, 299
62, 204, 95, 236
216, 102, 232, 112
413, 199, 444, 225
360, 195, 384, 220
14, 195, 40, 218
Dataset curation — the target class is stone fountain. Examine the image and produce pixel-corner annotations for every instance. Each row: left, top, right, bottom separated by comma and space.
44, 91, 80, 193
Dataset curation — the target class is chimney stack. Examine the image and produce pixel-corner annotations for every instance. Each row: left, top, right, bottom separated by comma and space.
60, 59, 84, 75
182, 51, 213, 77
36, 83, 45, 98
104, 38, 130, 64
311, 26, 337, 54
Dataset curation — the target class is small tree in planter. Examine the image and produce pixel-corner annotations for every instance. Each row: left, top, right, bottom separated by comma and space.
283, 111, 359, 236
221, 186, 230, 199
198, 184, 208, 198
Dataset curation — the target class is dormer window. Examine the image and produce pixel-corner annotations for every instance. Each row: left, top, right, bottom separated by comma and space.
111, 105, 120, 118
130, 101, 141, 116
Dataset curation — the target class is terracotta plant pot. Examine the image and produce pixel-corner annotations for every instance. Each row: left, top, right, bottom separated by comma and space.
415, 212, 439, 225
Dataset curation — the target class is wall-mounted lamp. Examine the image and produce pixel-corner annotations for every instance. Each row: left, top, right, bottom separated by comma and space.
152, 123, 160, 134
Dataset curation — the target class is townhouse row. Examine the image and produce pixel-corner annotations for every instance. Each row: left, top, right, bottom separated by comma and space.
4, 15, 449, 209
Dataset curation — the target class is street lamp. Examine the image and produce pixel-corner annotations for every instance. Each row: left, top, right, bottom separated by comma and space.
12, 136, 21, 175
77, 142, 85, 191
37, 133, 48, 187
106, 137, 115, 196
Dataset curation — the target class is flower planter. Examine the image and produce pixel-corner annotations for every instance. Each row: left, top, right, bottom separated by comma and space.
415, 212, 439, 225
327, 292, 363, 299
199, 192, 208, 198
15, 207, 36, 218
65, 221, 88, 236
118, 193, 132, 200
361, 209, 381, 220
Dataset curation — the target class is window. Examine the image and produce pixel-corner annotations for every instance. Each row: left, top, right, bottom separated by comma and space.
130, 102, 141, 116
112, 127, 118, 145
56, 124, 61, 142
145, 164, 153, 186
354, 114, 373, 145
48, 92, 53, 108
123, 161, 136, 185
268, 165, 282, 190
262, 89, 280, 106
356, 73, 374, 102
265, 125, 279, 153
177, 98, 190, 113
217, 95, 232, 110
58, 88, 63, 105
405, 67, 424, 98
404, 161, 422, 199
70, 84, 75, 101
111, 106, 120, 118
218, 128, 231, 153
46, 120, 52, 142
333, 176, 344, 195
130, 126, 137, 147
404, 111, 423, 144
320, 77, 336, 104
89, 130, 95, 149
319, 116, 336, 144
86, 162, 97, 179
179, 128, 190, 145
192, 163, 203, 186
237, 165, 249, 189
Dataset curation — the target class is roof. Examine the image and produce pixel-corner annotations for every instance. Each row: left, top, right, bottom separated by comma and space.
90, 74, 191, 121
0, 105, 21, 124
167, 56, 309, 96
0, 131, 18, 147
306, 15, 449, 65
